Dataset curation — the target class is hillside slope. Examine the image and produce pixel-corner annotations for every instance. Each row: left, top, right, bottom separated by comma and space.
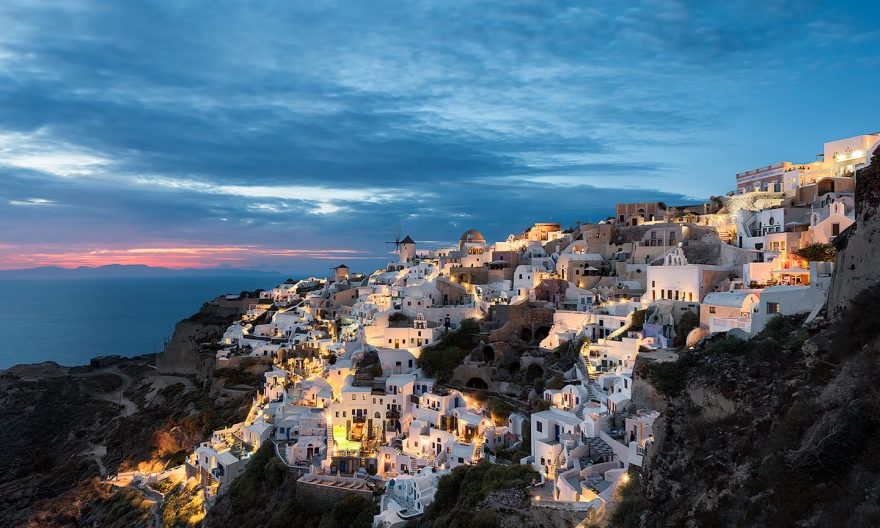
637, 151, 880, 527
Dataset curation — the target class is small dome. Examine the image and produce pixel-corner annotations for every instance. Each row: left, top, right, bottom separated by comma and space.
459, 229, 486, 244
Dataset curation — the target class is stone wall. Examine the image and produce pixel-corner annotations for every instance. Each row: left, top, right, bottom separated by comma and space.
488, 304, 554, 343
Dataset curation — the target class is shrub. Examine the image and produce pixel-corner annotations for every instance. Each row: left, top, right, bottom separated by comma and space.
630, 309, 647, 331
608, 474, 647, 528
673, 311, 700, 348
487, 397, 514, 424
531, 399, 551, 411
422, 461, 538, 527
794, 243, 836, 262
417, 319, 481, 380
545, 375, 566, 390
703, 335, 745, 356
388, 311, 411, 324
645, 352, 697, 398
318, 493, 377, 528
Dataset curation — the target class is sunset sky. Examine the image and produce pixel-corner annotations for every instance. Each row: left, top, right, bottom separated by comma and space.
2, 1, 880, 275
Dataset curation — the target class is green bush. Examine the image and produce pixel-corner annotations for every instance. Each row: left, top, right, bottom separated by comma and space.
318, 493, 377, 528
673, 311, 700, 348
704, 336, 745, 356
388, 311, 411, 324
608, 474, 647, 528
630, 309, 647, 331
794, 243, 836, 262
421, 461, 538, 528
531, 399, 551, 411
417, 319, 480, 380
487, 397, 514, 424
646, 352, 697, 398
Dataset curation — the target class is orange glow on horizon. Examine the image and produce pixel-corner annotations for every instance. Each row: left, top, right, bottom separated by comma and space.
0, 245, 376, 270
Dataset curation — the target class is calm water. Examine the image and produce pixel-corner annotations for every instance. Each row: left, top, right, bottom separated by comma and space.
0, 276, 284, 369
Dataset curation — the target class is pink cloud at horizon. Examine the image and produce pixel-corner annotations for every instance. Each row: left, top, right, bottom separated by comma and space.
0, 245, 380, 270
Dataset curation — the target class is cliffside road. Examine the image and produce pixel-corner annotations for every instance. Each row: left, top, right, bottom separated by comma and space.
76, 366, 139, 417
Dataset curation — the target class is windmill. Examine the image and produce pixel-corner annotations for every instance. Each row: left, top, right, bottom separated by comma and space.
386, 224, 404, 257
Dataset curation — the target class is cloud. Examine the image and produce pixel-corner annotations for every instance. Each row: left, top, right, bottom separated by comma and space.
9, 198, 56, 206
0, 0, 878, 270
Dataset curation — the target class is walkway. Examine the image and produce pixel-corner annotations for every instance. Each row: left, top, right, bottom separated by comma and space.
76, 366, 138, 417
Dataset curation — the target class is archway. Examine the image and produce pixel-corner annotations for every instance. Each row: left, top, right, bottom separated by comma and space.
466, 377, 488, 390
520, 327, 533, 342
508, 361, 520, 375
524, 364, 544, 382
482, 345, 495, 362
534, 326, 551, 343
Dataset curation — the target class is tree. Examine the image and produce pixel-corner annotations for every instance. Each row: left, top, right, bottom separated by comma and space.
546, 375, 566, 390
630, 309, 647, 331
795, 243, 837, 262
416, 319, 481, 380
673, 311, 700, 348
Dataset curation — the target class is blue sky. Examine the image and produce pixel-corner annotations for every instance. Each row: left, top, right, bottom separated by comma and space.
1, 0, 878, 274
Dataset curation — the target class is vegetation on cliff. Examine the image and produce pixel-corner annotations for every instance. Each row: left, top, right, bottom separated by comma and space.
794, 242, 837, 262
410, 460, 539, 528
417, 319, 481, 380
638, 286, 880, 527
205, 443, 377, 528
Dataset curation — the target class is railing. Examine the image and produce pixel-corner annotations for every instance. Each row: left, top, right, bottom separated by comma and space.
709, 316, 751, 332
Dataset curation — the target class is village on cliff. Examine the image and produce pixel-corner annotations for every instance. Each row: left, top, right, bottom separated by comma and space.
123, 132, 877, 525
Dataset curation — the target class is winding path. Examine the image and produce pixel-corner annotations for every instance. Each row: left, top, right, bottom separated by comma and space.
78, 367, 138, 417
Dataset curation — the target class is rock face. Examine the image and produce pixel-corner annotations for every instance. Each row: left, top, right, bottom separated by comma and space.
157, 296, 247, 380
0, 300, 257, 528
828, 149, 880, 316
639, 153, 880, 527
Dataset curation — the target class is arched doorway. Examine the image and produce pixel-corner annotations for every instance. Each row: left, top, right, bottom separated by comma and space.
482, 345, 495, 362
520, 327, 533, 342
524, 364, 544, 382
466, 377, 488, 390
534, 326, 551, 343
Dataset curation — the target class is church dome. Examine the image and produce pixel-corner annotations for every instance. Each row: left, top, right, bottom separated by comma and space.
459, 229, 486, 244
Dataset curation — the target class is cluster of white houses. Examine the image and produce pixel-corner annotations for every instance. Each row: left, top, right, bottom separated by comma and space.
182, 132, 878, 526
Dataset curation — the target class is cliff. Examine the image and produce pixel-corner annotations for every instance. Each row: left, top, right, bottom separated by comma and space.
828, 148, 880, 315
634, 156, 880, 527
0, 299, 254, 527
157, 295, 250, 381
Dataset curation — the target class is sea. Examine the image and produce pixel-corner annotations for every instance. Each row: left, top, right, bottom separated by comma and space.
0, 275, 285, 369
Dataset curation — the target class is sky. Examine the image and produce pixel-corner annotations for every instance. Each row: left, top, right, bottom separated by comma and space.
1, 0, 879, 275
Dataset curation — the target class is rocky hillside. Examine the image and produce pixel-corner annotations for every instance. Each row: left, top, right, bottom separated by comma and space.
828, 149, 880, 315
0, 298, 258, 528
157, 295, 251, 381
635, 151, 880, 528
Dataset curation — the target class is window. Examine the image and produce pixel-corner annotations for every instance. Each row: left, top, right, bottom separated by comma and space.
536, 421, 543, 433
709, 306, 716, 314
832, 223, 840, 236
767, 302, 781, 314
